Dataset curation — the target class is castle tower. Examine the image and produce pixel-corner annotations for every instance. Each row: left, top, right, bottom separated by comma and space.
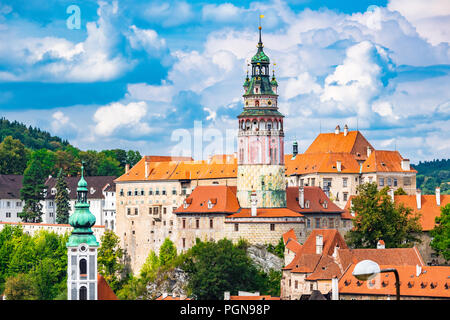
66, 164, 99, 300
237, 25, 286, 208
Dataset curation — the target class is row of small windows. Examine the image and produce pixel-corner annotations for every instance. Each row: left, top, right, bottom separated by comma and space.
127, 206, 175, 216
305, 217, 348, 229
120, 187, 185, 197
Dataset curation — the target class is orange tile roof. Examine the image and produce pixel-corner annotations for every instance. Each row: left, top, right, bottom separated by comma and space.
339, 264, 450, 298
361, 150, 417, 173
115, 156, 237, 182
394, 194, 450, 231
174, 185, 239, 214
97, 274, 118, 300
285, 152, 361, 175
305, 255, 343, 281
283, 228, 297, 244
304, 130, 373, 160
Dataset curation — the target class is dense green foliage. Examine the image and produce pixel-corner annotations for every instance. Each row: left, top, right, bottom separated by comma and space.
182, 238, 278, 300
0, 225, 68, 299
97, 230, 126, 292
345, 183, 422, 249
0, 118, 143, 177
0, 118, 70, 151
267, 237, 285, 259
414, 159, 450, 195
430, 203, 450, 261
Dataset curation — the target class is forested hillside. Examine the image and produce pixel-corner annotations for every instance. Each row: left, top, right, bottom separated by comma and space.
0, 118, 142, 177
413, 159, 450, 195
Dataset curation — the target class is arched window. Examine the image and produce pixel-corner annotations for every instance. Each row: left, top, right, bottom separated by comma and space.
79, 258, 87, 275
79, 286, 87, 300
255, 100, 259, 107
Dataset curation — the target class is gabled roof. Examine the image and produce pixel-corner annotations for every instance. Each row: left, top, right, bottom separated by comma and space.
284, 229, 348, 271
339, 264, 450, 298
304, 130, 373, 160
361, 150, 417, 173
44, 176, 116, 200
0, 174, 23, 199
174, 185, 240, 214
394, 194, 450, 231
283, 228, 297, 244
97, 274, 118, 300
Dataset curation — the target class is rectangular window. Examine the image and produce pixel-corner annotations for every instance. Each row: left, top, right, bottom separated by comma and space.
140, 189, 145, 196
153, 207, 159, 214
127, 190, 132, 196
172, 188, 177, 195
155, 188, 160, 195
343, 192, 348, 201
343, 178, 348, 188
328, 218, 334, 228
210, 219, 213, 229
387, 178, 392, 186
234, 223, 239, 232
379, 178, 384, 187
295, 280, 298, 289
127, 208, 131, 215
6, 212, 11, 218
182, 238, 186, 248
394, 178, 398, 187
182, 219, 186, 229
300, 179, 304, 187
311, 178, 315, 187
270, 223, 275, 231
404, 177, 411, 186
162, 189, 166, 195
306, 219, 311, 228
196, 219, 200, 229
315, 218, 320, 228
163, 207, 167, 214
323, 178, 332, 188
134, 189, 138, 196
134, 208, 138, 215
149, 189, 153, 195
120, 189, 124, 196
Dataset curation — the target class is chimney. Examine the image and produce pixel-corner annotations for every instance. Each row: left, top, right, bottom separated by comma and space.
331, 277, 339, 300
436, 187, 441, 206
224, 291, 230, 300
377, 240, 385, 249
416, 265, 422, 277
335, 125, 340, 135
250, 191, 258, 217
336, 160, 342, 172
388, 188, 394, 202
145, 161, 149, 179
367, 146, 372, 158
316, 234, 323, 255
298, 186, 305, 208
293, 141, 298, 157
162, 293, 168, 299
416, 189, 421, 210
344, 124, 348, 136
125, 164, 130, 173
401, 159, 410, 171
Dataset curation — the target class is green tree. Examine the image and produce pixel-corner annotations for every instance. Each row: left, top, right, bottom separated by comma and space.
55, 169, 70, 224
345, 183, 422, 248
0, 136, 29, 174
19, 158, 47, 223
4, 273, 37, 300
30, 257, 60, 300
97, 230, 125, 292
97, 155, 122, 176
126, 150, 142, 167
394, 187, 407, 195
182, 239, 265, 300
159, 238, 177, 267
430, 203, 450, 261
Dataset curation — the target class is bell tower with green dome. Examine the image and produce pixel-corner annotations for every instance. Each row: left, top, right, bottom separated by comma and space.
237, 24, 286, 209
66, 164, 99, 300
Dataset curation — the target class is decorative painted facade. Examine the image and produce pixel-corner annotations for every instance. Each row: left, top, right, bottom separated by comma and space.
237, 26, 286, 209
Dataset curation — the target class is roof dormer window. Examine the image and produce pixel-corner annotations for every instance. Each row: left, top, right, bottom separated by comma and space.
323, 201, 328, 209
305, 200, 310, 209
90, 187, 95, 194
51, 188, 56, 195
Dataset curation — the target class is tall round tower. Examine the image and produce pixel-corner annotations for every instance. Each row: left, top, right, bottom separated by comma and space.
237, 25, 286, 208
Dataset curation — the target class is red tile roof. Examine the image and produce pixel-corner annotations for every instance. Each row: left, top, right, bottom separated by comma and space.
286, 186, 343, 214
174, 185, 239, 214
97, 274, 118, 300
339, 264, 450, 298
283, 228, 297, 244
228, 207, 303, 218
394, 194, 450, 231
285, 152, 361, 175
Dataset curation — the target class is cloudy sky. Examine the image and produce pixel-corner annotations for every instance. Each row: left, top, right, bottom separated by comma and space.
0, 0, 449, 163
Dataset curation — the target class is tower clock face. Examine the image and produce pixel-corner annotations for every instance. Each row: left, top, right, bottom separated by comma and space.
268, 100, 272, 105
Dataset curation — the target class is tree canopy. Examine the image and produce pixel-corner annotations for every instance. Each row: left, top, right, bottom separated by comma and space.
345, 183, 422, 248
430, 203, 450, 261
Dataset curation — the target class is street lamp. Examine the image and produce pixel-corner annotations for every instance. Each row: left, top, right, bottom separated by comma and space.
352, 260, 400, 300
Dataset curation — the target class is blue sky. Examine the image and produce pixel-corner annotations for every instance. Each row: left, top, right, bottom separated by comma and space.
0, 0, 449, 162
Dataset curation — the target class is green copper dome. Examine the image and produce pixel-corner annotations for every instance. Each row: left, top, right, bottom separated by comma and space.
66, 164, 99, 247
251, 49, 270, 64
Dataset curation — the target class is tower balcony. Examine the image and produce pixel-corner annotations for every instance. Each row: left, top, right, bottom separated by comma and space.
238, 129, 284, 137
